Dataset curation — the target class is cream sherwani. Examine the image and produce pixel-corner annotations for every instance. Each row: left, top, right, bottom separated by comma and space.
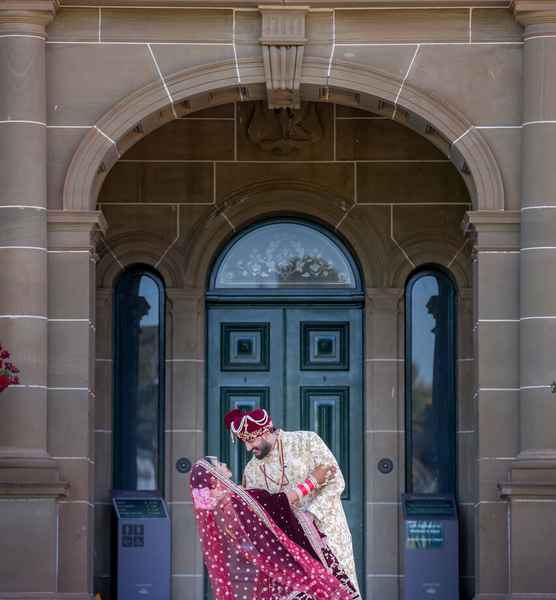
242, 429, 359, 593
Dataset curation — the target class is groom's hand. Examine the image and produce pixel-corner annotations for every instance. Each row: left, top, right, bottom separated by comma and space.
312, 464, 337, 487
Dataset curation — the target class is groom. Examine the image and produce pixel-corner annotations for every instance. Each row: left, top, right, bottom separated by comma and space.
224, 407, 360, 595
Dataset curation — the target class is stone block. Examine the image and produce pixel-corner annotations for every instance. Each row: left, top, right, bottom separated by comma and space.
94, 430, 112, 504
166, 361, 205, 431
0, 123, 47, 208
0, 247, 46, 315
57, 458, 91, 501
123, 120, 234, 161
101, 9, 233, 43
477, 250, 519, 320
47, 7, 99, 42
47, 127, 87, 209
335, 9, 468, 43
404, 45, 522, 126
478, 389, 519, 459
365, 360, 401, 432
332, 45, 421, 81
215, 162, 354, 205
48, 321, 90, 388
511, 499, 556, 594
522, 123, 556, 206
0, 37, 46, 122
95, 360, 112, 431
170, 502, 204, 574
336, 118, 445, 161
366, 502, 400, 574
166, 430, 204, 502
152, 44, 235, 77
48, 251, 91, 319
472, 8, 523, 42
520, 318, 556, 387
0, 499, 57, 592
476, 502, 508, 594
524, 37, 556, 122
458, 432, 476, 503
478, 127, 521, 211
479, 459, 512, 502
101, 204, 178, 239
519, 387, 556, 452
48, 388, 90, 457
476, 321, 519, 389
46, 44, 159, 126
366, 431, 403, 502
58, 502, 93, 592
357, 164, 469, 205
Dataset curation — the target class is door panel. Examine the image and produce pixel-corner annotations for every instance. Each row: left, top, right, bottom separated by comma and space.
207, 305, 364, 591
285, 308, 364, 588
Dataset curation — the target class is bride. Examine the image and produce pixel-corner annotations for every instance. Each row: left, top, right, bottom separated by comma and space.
190, 457, 360, 600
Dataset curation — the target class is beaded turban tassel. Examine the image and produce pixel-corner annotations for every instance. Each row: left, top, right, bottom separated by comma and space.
224, 408, 273, 443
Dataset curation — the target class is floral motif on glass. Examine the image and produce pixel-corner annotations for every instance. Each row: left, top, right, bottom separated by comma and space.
215, 223, 356, 288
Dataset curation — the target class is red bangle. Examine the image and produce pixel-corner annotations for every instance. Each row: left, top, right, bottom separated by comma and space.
297, 482, 309, 497
305, 478, 315, 492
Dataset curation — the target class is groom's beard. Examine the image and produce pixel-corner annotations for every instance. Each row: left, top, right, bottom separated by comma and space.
252, 439, 272, 459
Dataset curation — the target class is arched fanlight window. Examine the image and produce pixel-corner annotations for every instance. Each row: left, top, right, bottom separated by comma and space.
405, 267, 457, 495
209, 219, 362, 299
113, 265, 166, 492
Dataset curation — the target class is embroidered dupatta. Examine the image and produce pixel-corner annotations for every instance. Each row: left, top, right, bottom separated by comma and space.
190, 459, 354, 600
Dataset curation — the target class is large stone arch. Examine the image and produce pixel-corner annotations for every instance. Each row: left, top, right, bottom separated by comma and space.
63, 56, 504, 213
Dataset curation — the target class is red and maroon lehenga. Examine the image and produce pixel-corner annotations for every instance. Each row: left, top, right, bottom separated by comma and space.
191, 459, 360, 600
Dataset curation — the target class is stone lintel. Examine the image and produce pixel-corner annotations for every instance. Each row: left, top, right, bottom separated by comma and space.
47, 209, 108, 252
463, 210, 520, 252
0, 0, 59, 35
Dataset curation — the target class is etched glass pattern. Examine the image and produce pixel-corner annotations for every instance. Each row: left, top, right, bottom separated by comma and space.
214, 223, 356, 288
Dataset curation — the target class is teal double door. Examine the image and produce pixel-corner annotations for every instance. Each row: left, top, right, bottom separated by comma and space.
207, 303, 364, 587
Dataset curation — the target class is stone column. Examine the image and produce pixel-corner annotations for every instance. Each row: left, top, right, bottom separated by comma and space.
0, 1, 67, 594
463, 211, 520, 600
497, 3, 556, 597
0, 0, 57, 470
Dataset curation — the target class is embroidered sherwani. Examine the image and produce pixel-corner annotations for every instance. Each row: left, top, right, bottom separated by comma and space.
242, 429, 360, 594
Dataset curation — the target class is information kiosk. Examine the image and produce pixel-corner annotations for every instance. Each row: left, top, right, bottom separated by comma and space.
113, 491, 171, 600
402, 495, 459, 600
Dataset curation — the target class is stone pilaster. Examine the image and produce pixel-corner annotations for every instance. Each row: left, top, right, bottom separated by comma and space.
464, 211, 520, 600
498, 4, 556, 597
47, 210, 106, 598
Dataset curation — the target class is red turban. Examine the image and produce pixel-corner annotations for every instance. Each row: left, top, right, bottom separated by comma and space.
224, 408, 273, 443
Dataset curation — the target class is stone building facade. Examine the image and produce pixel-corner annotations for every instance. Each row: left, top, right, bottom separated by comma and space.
1, 0, 556, 599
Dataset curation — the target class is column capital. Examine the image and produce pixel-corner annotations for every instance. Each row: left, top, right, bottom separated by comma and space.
0, 0, 59, 36
366, 287, 403, 312
512, 0, 556, 30
463, 210, 520, 253
47, 209, 108, 252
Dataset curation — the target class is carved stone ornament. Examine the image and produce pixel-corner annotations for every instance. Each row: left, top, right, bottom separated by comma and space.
247, 100, 324, 155
259, 5, 309, 110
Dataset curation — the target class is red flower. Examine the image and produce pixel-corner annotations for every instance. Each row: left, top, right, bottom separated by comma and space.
0, 350, 10, 359
0, 375, 10, 393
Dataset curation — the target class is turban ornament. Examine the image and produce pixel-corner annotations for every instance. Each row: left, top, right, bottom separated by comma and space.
224, 408, 273, 443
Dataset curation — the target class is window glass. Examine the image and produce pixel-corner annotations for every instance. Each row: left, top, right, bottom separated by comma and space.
214, 222, 357, 289
406, 270, 456, 495
114, 268, 164, 492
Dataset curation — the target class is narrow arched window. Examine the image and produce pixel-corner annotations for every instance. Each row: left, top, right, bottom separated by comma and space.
113, 265, 166, 492
405, 267, 457, 495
